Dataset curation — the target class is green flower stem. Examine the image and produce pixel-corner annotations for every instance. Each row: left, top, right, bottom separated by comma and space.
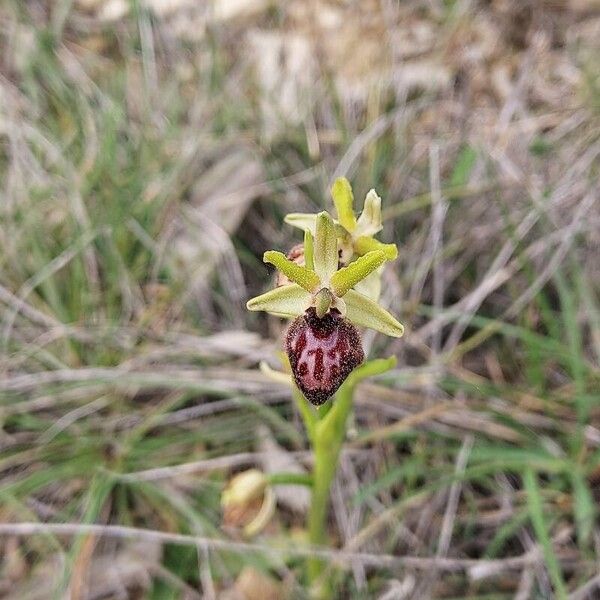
308, 396, 351, 597
299, 357, 397, 598
308, 436, 338, 598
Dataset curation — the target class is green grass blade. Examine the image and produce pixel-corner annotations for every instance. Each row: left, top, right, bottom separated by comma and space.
523, 468, 567, 600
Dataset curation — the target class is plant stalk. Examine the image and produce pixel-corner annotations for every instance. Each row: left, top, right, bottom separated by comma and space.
293, 358, 396, 599
308, 420, 342, 598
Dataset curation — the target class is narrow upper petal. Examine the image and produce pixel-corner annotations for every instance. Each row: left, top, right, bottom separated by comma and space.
303, 229, 314, 271
330, 250, 386, 297
263, 251, 320, 292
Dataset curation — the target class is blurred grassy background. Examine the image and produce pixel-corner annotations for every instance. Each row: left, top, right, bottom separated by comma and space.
1, 0, 599, 598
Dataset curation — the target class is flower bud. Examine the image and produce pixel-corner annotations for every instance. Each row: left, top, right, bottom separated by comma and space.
222, 469, 267, 508
276, 244, 305, 287
221, 469, 275, 537
285, 307, 364, 406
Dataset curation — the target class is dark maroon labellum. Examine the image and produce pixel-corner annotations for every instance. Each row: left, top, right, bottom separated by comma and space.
285, 307, 364, 406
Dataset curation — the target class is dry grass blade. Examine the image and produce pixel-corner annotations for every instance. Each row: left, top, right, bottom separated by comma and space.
0, 522, 580, 576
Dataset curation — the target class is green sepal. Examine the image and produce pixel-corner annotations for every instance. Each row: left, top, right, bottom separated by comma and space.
246, 284, 311, 317
354, 236, 398, 260
331, 177, 357, 232
284, 213, 317, 233
263, 251, 320, 292
330, 250, 386, 297
313, 212, 338, 284
354, 268, 382, 302
344, 289, 404, 337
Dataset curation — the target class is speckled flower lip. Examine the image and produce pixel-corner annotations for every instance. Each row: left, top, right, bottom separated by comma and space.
286, 308, 364, 406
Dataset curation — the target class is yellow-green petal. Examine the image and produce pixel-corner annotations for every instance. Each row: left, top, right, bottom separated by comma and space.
331, 177, 357, 232
355, 236, 398, 260
263, 251, 320, 292
330, 250, 386, 297
246, 284, 311, 317
313, 211, 338, 284
344, 289, 404, 337
355, 189, 382, 237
